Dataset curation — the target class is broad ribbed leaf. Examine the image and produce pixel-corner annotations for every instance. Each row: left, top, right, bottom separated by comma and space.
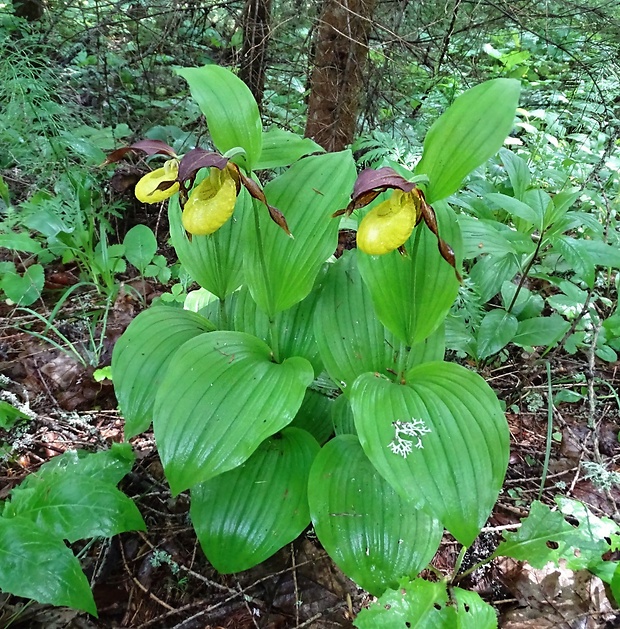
0, 517, 97, 615
513, 315, 569, 347
331, 394, 356, 435
458, 216, 516, 259
290, 389, 334, 445
191, 428, 319, 573
203, 285, 323, 373
416, 78, 520, 203
309, 436, 442, 596
176, 65, 262, 170
154, 331, 314, 494
243, 151, 356, 315
315, 250, 445, 389
112, 306, 214, 438
169, 191, 247, 299
499, 148, 530, 201
486, 192, 542, 230
351, 362, 509, 545
254, 128, 324, 169
357, 201, 461, 345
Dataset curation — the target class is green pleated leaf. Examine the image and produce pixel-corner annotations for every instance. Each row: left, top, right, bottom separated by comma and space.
112, 306, 215, 438
513, 314, 569, 348
203, 285, 324, 374
169, 191, 247, 299
176, 65, 262, 170
351, 362, 509, 545
254, 128, 324, 170
308, 436, 443, 596
243, 151, 356, 316
416, 78, 521, 203
190, 428, 319, 573
315, 250, 445, 389
290, 389, 334, 445
3, 445, 145, 543
154, 331, 314, 494
357, 201, 461, 345
331, 394, 356, 435
0, 517, 97, 615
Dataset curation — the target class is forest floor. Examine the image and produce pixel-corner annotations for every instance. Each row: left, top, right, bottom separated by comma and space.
1, 211, 620, 629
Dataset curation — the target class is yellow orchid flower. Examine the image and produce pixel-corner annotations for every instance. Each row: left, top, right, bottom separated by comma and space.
181, 165, 238, 236
356, 189, 420, 255
134, 159, 180, 204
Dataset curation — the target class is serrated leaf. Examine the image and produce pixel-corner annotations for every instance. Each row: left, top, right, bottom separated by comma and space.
0, 232, 42, 254
112, 306, 215, 438
5, 474, 145, 543
309, 436, 443, 596
243, 151, 356, 315
169, 190, 247, 299
476, 309, 518, 359
354, 578, 454, 628
0, 517, 97, 615
354, 579, 497, 629
254, 128, 324, 169
176, 65, 262, 170
357, 201, 461, 345
315, 251, 445, 390
154, 331, 314, 494
416, 79, 521, 203
495, 498, 619, 571
190, 428, 319, 573
351, 363, 509, 545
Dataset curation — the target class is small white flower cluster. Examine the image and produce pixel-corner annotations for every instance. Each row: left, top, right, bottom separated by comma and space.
387, 418, 432, 458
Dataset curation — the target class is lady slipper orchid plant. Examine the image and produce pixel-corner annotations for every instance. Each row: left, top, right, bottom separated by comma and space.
336, 166, 460, 278
106, 139, 291, 237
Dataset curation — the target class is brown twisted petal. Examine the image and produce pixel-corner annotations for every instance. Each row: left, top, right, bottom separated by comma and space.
177, 149, 230, 184
103, 140, 177, 165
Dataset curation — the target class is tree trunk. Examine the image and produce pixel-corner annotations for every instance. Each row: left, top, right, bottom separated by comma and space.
239, 0, 272, 111
305, 0, 375, 152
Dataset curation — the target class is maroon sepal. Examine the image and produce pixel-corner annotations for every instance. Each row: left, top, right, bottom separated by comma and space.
177, 149, 229, 185
103, 140, 177, 165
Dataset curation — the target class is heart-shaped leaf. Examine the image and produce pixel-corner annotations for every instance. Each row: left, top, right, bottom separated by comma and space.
190, 428, 319, 573
357, 201, 461, 345
351, 362, 509, 545
315, 250, 445, 389
308, 435, 443, 596
416, 78, 521, 203
112, 306, 215, 438
243, 151, 356, 316
154, 331, 313, 494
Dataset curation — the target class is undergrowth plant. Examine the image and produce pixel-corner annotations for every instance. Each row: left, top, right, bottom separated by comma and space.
107, 65, 620, 625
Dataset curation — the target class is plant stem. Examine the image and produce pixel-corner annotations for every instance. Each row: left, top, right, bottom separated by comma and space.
218, 297, 229, 329
507, 229, 545, 314
451, 545, 468, 581
538, 361, 554, 500
454, 556, 493, 582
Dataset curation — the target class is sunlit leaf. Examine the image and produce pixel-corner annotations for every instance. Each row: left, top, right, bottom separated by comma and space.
416, 79, 520, 203
254, 128, 324, 169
